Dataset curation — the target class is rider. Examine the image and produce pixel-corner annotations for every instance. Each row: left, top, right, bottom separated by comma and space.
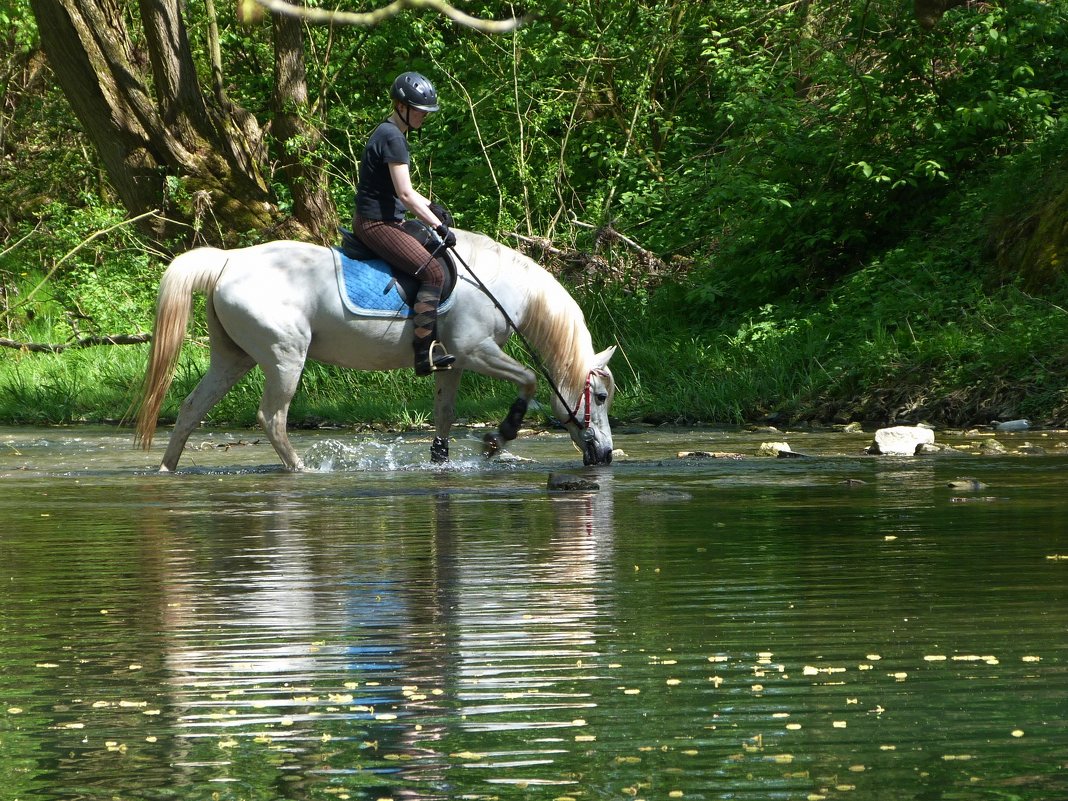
352, 71, 456, 376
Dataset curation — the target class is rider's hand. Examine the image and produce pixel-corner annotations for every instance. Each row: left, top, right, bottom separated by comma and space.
435, 224, 456, 248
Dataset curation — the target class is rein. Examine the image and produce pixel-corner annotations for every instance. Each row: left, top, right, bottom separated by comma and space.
440, 239, 590, 430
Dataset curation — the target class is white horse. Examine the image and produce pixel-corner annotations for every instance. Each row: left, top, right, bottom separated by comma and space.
134, 229, 616, 471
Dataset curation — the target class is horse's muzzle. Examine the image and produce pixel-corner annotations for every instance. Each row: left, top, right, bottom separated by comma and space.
582, 436, 614, 466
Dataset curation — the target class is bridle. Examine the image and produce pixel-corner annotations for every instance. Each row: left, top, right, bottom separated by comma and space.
570, 368, 610, 435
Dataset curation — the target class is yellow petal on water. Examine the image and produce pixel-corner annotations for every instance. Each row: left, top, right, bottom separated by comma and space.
344, 681, 359, 689
35, 663, 59, 669
575, 734, 597, 742
708, 655, 729, 663
145, 736, 157, 743
1011, 729, 1025, 737
751, 684, 764, 692
786, 723, 802, 730
803, 666, 819, 676
866, 654, 881, 661
1021, 655, 1041, 662
846, 698, 859, 705
772, 712, 790, 718
571, 718, 586, 726
890, 672, 908, 681
128, 664, 143, 671
923, 655, 947, 662
375, 713, 398, 721
942, 754, 974, 761
833, 720, 847, 728
884, 535, 897, 541
880, 744, 896, 751
669, 792, 684, 799
7, 707, 23, 715
835, 784, 856, 792
849, 764, 866, 772
452, 751, 485, 760
771, 753, 794, 764
623, 688, 641, 695
142, 709, 161, 715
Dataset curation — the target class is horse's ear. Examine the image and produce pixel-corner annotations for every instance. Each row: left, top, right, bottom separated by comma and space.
593, 345, 616, 368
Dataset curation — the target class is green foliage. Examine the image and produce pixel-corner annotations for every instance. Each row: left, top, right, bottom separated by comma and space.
4, 0, 1068, 427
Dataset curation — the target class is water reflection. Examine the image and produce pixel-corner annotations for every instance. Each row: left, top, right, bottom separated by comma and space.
122, 471, 621, 798
1, 428, 1066, 800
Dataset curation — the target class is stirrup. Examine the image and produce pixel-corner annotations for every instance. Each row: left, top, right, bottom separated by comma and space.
415, 340, 456, 376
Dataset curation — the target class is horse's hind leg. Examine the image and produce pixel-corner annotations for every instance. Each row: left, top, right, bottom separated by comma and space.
162, 345, 255, 472
257, 357, 307, 471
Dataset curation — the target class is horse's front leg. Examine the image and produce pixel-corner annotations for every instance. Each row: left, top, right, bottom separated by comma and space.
431, 369, 464, 463
483, 375, 537, 459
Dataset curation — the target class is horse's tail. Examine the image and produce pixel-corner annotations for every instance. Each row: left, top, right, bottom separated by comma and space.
134, 248, 228, 450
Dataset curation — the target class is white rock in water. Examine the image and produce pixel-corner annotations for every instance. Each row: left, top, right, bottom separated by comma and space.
994, 419, 1030, 432
757, 441, 791, 457
869, 425, 936, 456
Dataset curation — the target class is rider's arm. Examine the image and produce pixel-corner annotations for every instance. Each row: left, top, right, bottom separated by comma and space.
389, 162, 442, 229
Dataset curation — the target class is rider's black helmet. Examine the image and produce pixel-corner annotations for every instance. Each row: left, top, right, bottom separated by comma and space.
390, 72, 440, 113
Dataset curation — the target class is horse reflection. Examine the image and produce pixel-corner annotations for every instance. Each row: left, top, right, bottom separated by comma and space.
141, 475, 616, 795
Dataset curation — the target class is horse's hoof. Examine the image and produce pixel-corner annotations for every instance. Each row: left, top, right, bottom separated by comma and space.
482, 432, 503, 459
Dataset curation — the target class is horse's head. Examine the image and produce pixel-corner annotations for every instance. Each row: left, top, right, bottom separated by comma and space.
558, 346, 616, 466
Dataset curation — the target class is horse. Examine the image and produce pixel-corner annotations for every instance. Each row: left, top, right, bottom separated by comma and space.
134, 229, 616, 471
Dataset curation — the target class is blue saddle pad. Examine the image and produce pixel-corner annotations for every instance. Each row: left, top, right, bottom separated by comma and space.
331, 247, 455, 319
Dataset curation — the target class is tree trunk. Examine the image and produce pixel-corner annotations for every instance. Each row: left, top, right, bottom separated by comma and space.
30, 0, 282, 243
272, 13, 336, 243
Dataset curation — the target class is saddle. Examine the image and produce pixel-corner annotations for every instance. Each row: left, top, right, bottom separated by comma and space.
338, 220, 456, 307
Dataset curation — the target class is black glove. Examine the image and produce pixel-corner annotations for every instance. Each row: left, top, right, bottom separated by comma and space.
435, 223, 456, 248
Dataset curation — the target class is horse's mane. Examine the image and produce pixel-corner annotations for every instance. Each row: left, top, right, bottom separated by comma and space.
499, 242, 594, 399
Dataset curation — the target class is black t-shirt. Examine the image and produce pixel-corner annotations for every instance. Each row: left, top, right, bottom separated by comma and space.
355, 121, 410, 221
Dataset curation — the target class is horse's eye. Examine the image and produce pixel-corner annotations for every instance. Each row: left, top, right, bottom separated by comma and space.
595, 392, 609, 404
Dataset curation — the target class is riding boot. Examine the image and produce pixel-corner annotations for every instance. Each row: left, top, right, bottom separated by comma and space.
413, 285, 455, 376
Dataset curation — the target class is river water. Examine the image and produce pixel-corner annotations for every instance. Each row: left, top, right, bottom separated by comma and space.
1, 424, 1066, 801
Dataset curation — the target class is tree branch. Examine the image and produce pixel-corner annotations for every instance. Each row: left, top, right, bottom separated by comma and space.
251, 0, 530, 33
0, 333, 152, 353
